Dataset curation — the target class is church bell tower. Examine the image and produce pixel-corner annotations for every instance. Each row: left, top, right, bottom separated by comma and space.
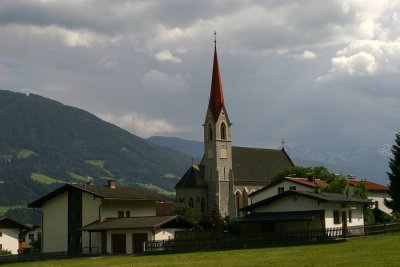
203, 35, 235, 218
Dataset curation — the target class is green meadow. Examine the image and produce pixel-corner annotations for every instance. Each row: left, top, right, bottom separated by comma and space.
4, 233, 400, 267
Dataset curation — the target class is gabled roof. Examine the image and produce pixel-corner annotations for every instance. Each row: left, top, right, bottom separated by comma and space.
238, 210, 325, 223
81, 215, 197, 232
0, 216, 29, 229
242, 190, 370, 212
249, 177, 327, 197
29, 183, 170, 208
348, 179, 389, 191
176, 147, 294, 189
285, 177, 329, 188
208, 44, 225, 122
232, 147, 295, 183
175, 164, 207, 189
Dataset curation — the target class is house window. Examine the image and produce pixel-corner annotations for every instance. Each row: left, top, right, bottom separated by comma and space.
29, 234, 34, 240
0, 232, 2, 237
278, 187, 284, 194
289, 186, 296, 191
0, 244, 2, 250
201, 198, 205, 213
126, 211, 130, 218
189, 197, 194, 208
220, 122, 226, 140
348, 210, 352, 223
333, 210, 340, 224
375, 201, 379, 209
118, 211, 124, 218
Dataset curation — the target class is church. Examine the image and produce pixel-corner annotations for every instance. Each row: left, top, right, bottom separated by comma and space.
175, 41, 294, 218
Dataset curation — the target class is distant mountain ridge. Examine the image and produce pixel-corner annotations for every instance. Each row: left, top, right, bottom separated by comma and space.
148, 136, 390, 185
0, 89, 191, 210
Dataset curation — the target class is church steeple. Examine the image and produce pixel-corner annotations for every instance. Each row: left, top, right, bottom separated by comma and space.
202, 35, 234, 218
208, 38, 225, 122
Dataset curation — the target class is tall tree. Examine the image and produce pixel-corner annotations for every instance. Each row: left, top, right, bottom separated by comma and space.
387, 133, 400, 212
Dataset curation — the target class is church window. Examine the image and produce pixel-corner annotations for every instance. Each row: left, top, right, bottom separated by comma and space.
189, 197, 194, 208
220, 122, 226, 140
201, 198, 205, 213
208, 124, 213, 141
242, 189, 248, 207
289, 186, 296, 191
235, 192, 242, 217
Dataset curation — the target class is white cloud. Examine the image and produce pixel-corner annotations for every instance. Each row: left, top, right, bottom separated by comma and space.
142, 69, 189, 91
97, 112, 188, 138
30, 25, 117, 47
155, 50, 182, 63
318, 40, 400, 81
289, 50, 317, 60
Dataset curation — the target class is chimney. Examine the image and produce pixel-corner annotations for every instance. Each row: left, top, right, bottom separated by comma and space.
107, 179, 116, 189
86, 176, 94, 185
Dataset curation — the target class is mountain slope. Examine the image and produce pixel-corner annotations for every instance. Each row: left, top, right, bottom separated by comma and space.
0, 89, 191, 206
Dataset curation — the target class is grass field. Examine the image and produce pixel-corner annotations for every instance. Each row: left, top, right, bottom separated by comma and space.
4, 233, 400, 267
31, 173, 63, 184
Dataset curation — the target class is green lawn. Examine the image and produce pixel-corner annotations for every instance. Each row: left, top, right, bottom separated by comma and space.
4, 233, 400, 267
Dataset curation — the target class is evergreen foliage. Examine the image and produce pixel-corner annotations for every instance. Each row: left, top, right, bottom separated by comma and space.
387, 133, 400, 212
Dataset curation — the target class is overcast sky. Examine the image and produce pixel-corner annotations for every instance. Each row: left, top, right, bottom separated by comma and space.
1, 0, 400, 150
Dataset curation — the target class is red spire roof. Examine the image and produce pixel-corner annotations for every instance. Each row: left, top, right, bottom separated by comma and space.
209, 44, 224, 121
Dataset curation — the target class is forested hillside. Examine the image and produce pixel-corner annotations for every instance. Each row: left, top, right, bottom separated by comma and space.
0, 89, 190, 211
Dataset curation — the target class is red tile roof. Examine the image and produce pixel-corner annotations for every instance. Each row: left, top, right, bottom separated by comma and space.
285, 177, 328, 188
209, 44, 224, 121
348, 179, 389, 191
285, 177, 389, 191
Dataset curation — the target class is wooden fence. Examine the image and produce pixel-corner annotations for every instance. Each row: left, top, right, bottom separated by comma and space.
365, 222, 400, 235
144, 227, 349, 253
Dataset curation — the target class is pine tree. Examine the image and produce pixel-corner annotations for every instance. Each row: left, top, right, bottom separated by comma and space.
387, 133, 400, 212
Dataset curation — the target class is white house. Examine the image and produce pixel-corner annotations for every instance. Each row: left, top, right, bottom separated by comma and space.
240, 190, 369, 236
348, 179, 391, 214
250, 177, 391, 214
0, 217, 29, 254
29, 180, 196, 255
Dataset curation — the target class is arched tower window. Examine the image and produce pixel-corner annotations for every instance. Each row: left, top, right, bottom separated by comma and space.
220, 122, 226, 140
208, 123, 213, 141
189, 197, 194, 208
